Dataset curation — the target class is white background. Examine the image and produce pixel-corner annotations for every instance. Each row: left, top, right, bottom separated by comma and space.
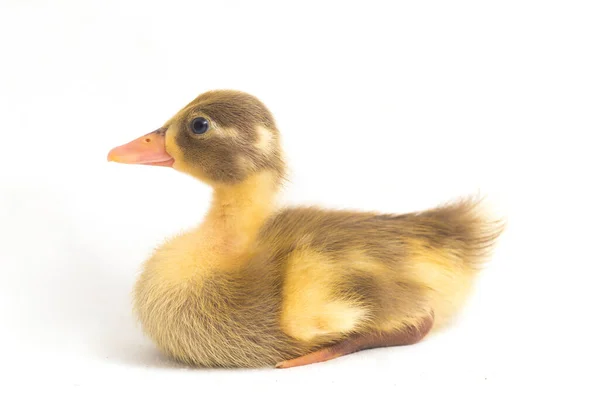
1, 0, 599, 398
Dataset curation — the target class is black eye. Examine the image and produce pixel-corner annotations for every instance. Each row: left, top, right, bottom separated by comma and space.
191, 117, 209, 134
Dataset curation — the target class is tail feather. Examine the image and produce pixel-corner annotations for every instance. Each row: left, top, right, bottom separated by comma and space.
414, 195, 506, 268
401, 195, 505, 328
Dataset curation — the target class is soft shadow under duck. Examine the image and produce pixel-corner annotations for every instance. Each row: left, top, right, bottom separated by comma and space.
107, 90, 504, 368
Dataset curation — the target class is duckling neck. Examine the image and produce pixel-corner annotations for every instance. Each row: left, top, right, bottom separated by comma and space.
202, 171, 281, 252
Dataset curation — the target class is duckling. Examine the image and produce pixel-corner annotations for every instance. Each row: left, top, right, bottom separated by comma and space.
107, 90, 504, 368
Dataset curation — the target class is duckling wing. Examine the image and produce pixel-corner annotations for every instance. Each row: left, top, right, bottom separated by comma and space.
258, 200, 502, 362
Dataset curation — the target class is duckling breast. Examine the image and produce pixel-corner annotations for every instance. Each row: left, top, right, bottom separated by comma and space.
132, 244, 308, 368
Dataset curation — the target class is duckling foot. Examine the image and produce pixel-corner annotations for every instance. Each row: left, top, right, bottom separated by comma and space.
275, 314, 434, 368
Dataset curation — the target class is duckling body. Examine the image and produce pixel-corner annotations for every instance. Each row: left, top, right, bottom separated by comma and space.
108, 90, 503, 368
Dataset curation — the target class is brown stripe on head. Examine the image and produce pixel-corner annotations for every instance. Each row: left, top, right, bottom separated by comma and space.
164, 90, 285, 185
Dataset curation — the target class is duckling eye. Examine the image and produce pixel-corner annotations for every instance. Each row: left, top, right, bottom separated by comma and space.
191, 117, 209, 134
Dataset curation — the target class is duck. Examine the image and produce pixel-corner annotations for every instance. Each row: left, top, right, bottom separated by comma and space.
107, 90, 504, 368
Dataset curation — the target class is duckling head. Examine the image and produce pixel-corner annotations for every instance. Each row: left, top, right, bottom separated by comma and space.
107, 90, 285, 186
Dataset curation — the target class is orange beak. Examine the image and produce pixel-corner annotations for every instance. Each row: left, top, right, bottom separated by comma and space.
107, 128, 174, 167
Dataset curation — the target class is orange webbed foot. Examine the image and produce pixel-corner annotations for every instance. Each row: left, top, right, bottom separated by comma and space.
276, 313, 434, 368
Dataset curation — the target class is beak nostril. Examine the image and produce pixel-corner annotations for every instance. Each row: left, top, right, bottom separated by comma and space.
144, 138, 151, 143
